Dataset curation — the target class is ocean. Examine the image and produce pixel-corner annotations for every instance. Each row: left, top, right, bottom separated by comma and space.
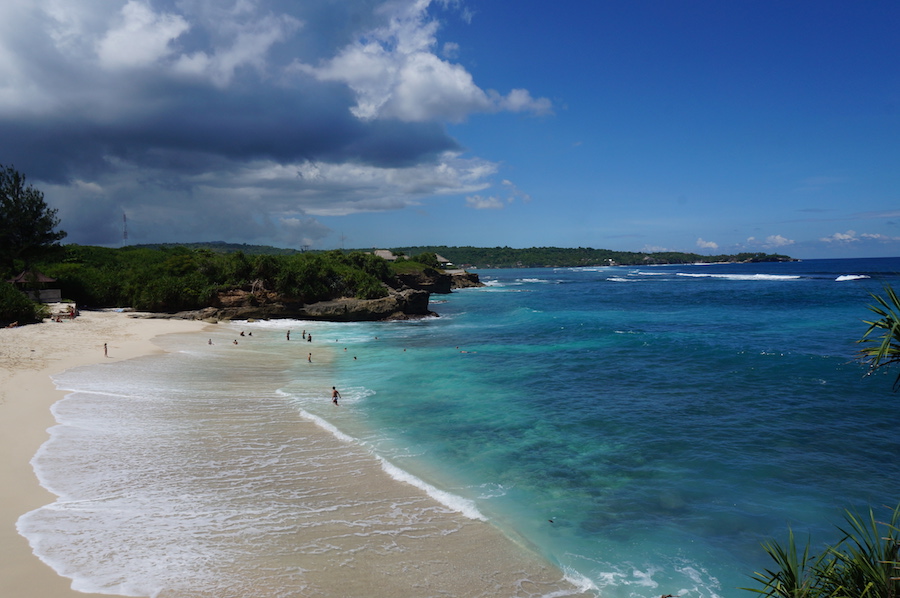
17, 256, 900, 598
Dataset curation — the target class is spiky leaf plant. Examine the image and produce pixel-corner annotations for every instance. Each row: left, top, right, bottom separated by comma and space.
858, 286, 900, 391
819, 507, 900, 598
744, 506, 900, 598
744, 529, 823, 598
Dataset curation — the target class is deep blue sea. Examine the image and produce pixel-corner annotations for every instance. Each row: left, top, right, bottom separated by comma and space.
20, 257, 900, 598
320, 257, 900, 596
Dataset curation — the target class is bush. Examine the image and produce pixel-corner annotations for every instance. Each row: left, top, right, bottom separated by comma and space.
0, 282, 40, 324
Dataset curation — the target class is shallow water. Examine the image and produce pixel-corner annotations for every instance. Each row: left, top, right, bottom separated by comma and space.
18, 257, 900, 598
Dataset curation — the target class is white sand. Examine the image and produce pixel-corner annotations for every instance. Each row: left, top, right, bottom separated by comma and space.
0, 311, 207, 598
1, 311, 590, 598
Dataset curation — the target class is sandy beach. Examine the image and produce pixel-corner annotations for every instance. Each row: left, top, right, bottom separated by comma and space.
2, 311, 589, 598
0, 310, 207, 598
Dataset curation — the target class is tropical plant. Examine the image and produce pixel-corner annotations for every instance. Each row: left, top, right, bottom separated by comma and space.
819, 508, 900, 598
858, 285, 900, 391
746, 528, 821, 598
744, 505, 900, 598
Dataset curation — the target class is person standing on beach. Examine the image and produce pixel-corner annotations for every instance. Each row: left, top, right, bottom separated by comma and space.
331, 386, 341, 405
103, 343, 107, 357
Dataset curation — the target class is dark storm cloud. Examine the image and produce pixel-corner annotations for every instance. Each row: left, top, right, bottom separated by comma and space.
4, 75, 459, 183
0, 0, 549, 247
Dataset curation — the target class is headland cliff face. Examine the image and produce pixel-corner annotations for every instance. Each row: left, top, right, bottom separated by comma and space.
149, 270, 483, 322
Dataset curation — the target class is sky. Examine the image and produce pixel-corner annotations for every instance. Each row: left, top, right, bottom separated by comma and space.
0, 0, 897, 259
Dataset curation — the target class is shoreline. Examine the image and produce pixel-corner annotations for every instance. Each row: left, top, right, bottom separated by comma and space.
0, 311, 207, 598
3, 311, 589, 598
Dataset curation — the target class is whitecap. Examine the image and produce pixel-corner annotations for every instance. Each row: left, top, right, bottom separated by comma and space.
676, 273, 800, 281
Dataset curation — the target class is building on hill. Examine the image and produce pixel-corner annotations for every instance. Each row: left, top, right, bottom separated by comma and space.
434, 254, 453, 268
7, 270, 61, 302
373, 250, 400, 261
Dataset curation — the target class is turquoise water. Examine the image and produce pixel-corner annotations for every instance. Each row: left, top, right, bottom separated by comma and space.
321, 257, 900, 596
20, 257, 900, 598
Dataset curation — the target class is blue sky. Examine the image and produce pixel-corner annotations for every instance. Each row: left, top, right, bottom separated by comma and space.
1, 0, 897, 258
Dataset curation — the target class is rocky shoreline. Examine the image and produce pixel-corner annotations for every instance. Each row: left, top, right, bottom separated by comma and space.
132, 270, 483, 323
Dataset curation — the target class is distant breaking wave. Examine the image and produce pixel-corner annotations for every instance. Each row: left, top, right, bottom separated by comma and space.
835, 274, 871, 282
676, 273, 801, 281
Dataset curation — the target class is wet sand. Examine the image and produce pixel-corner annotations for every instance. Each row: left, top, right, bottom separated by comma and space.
2, 311, 590, 598
0, 311, 206, 598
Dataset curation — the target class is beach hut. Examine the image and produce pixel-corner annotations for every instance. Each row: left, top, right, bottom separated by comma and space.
434, 254, 453, 268
7, 270, 61, 303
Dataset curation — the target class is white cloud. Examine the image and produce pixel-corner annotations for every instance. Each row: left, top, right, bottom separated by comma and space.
765, 234, 794, 247
697, 238, 718, 250
820, 230, 858, 243
501, 179, 532, 203
296, 0, 551, 122
861, 232, 900, 242
96, 1, 190, 70
169, 7, 302, 86
495, 88, 552, 114
441, 41, 459, 58
466, 195, 504, 209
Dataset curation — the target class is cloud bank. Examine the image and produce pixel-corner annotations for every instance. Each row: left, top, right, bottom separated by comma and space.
0, 0, 550, 247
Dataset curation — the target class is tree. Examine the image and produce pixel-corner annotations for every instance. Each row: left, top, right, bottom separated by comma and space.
857, 285, 900, 391
0, 165, 66, 275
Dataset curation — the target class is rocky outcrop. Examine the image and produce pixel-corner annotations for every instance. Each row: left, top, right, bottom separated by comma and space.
395, 270, 452, 294
395, 269, 484, 293
296, 289, 433, 321
449, 271, 484, 289
159, 288, 435, 322
133, 270, 482, 323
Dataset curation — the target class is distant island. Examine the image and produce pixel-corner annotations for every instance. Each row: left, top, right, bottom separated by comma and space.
388, 246, 795, 269
132, 242, 795, 269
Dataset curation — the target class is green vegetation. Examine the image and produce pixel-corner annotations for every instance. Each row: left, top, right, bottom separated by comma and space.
0, 164, 66, 272
19, 245, 434, 313
1, 238, 798, 319
858, 286, 900, 391
0, 279, 44, 324
130, 241, 303, 256
744, 505, 900, 598
390, 246, 793, 268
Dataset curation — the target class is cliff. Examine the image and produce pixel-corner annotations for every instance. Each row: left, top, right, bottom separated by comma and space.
138, 269, 482, 323
154, 288, 434, 322
394, 269, 485, 293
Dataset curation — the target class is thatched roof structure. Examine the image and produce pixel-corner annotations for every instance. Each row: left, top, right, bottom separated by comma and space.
7, 270, 56, 284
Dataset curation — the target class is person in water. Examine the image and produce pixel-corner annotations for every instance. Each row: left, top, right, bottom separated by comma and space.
331, 386, 341, 405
